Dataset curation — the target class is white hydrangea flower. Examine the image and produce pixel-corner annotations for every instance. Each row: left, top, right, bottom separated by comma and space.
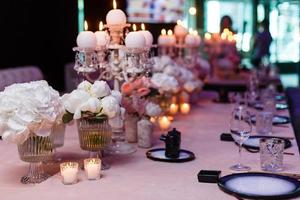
90, 80, 111, 98
145, 102, 162, 117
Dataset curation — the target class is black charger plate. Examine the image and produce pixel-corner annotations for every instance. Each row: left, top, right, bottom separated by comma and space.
252, 102, 288, 110
251, 115, 290, 125
218, 172, 300, 199
146, 148, 195, 163
240, 135, 292, 150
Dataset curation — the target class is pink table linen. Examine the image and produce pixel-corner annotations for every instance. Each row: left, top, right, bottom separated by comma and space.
0, 93, 299, 200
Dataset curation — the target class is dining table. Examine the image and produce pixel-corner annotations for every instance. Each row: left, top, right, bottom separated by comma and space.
0, 92, 299, 200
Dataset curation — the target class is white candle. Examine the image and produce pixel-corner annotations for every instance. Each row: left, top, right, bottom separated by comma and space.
174, 20, 188, 38
169, 103, 179, 115
76, 21, 97, 49
193, 30, 201, 46
60, 162, 79, 185
95, 21, 110, 47
106, 0, 127, 25
139, 23, 153, 47
84, 158, 101, 180
158, 29, 169, 45
167, 30, 176, 45
180, 103, 190, 114
125, 24, 146, 48
158, 116, 171, 130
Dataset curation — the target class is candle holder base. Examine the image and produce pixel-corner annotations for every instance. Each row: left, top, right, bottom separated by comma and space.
105, 141, 136, 155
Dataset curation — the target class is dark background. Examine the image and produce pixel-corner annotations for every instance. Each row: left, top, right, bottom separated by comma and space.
0, 0, 176, 91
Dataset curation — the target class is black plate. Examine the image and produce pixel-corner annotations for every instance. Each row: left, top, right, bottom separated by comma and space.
240, 135, 292, 150
251, 115, 290, 125
252, 102, 288, 110
146, 148, 195, 163
218, 172, 300, 199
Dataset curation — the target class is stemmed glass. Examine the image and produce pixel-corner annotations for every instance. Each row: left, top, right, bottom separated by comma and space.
229, 105, 252, 171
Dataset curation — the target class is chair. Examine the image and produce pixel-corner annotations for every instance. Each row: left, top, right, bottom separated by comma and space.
286, 87, 300, 154
0, 66, 43, 91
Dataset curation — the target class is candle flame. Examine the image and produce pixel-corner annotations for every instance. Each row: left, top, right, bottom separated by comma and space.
141, 23, 145, 31
177, 20, 182, 26
113, 0, 117, 9
84, 20, 88, 31
167, 30, 173, 36
99, 21, 103, 31
224, 28, 230, 34
193, 30, 198, 36
133, 24, 137, 31
204, 33, 211, 40
161, 29, 166, 35
189, 28, 193, 34
221, 32, 227, 40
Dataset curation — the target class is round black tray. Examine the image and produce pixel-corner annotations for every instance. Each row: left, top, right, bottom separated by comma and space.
146, 148, 195, 163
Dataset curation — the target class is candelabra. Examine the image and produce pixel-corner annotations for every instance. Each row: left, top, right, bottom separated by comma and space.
73, 23, 151, 155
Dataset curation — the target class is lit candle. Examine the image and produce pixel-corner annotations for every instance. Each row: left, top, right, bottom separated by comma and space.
76, 21, 97, 48
95, 21, 110, 47
84, 158, 101, 180
193, 30, 201, 46
185, 29, 196, 46
174, 20, 188, 38
139, 23, 153, 47
169, 103, 179, 115
158, 29, 169, 45
60, 162, 79, 185
180, 103, 191, 114
158, 116, 171, 130
106, 0, 127, 25
125, 24, 146, 48
167, 30, 176, 45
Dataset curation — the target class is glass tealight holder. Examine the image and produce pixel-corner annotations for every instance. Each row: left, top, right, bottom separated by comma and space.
60, 162, 79, 185
84, 158, 101, 180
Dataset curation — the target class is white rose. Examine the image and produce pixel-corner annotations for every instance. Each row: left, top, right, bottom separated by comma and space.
77, 80, 92, 92
90, 80, 111, 98
101, 96, 120, 118
80, 97, 102, 113
111, 90, 122, 104
145, 102, 162, 117
61, 90, 90, 114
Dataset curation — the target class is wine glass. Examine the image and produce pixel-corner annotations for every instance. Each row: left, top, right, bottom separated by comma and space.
229, 105, 252, 171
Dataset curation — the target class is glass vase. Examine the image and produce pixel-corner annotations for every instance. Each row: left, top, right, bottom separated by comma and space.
52, 122, 66, 162
77, 118, 112, 170
18, 132, 53, 184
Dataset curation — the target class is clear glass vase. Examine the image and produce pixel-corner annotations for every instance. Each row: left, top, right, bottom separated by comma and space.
51, 122, 66, 162
18, 132, 53, 184
77, 118, 112, 170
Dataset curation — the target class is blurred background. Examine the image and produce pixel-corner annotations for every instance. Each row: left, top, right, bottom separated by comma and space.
0, 0, 299, 91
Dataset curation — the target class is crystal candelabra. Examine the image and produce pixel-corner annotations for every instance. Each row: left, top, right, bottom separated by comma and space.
73, 22, 152, 155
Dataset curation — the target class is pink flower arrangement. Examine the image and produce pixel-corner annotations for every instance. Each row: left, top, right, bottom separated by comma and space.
121, 76, 159, 116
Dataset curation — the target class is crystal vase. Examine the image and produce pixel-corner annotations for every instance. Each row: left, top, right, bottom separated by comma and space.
18, 132, 53, 184
77, 118, 112, 170
51, 122, 66, 162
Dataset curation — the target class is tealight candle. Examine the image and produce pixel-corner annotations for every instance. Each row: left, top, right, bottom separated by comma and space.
106, 0, 127, 25
174, 20, 188, 38
180, 103, 191, 114
139, 23, 153, 47
84, 158, 101, 180
125, 24, 146, 48
158, 29, 169, 45
95, 21, 110, 47
167, 30, 176, 45
169, 103, 179, 115
60, 162, 79, 185
76, 21, 97, 49
158, 116, 171, 130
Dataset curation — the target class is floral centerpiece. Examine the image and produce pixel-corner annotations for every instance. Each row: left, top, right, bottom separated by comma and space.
121, 76, 161, 145
0, 80, 64, 184
61, 80, 122, 169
